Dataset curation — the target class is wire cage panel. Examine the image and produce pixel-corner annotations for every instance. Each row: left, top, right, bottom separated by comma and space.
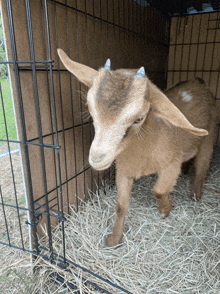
1, 1, 219, 293
0, 0, 170, 260
167, 12, 220, 143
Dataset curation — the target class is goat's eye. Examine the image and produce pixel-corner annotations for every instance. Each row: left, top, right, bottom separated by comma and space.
134, 117, 143, 124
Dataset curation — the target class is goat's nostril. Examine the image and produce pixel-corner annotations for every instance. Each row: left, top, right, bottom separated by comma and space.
91, 153, 106, 163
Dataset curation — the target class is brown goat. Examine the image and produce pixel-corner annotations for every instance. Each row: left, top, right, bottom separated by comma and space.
58, 49, 218, 247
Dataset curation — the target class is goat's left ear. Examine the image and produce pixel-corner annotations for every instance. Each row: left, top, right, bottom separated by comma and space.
57, 49, 98, 88
150, 84, 208, 136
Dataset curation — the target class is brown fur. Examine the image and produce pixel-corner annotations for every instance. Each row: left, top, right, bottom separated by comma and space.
58, 49, 218, 247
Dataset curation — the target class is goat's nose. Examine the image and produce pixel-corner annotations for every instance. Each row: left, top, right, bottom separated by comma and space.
91, 153, 106, 163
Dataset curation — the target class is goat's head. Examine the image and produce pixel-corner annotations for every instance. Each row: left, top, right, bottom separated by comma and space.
58, 49, 208, 171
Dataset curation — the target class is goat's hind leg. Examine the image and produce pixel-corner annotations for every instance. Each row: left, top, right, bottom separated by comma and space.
192, 138, 214, 201
191, 113, 217, 201
153, 161, 181, 217
106, 172, 133, 247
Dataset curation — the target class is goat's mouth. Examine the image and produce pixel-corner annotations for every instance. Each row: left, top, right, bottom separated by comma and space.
90, 160, 113, 171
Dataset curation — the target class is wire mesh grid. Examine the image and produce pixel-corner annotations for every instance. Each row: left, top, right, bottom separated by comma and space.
0, 10, 18, 155
1, 0, 220, 292
0, 0, 170, 292
167, 12, 220, 142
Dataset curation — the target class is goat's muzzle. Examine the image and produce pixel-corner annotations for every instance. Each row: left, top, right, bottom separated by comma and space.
90, 153, 106, 163
89, 151, 113, 171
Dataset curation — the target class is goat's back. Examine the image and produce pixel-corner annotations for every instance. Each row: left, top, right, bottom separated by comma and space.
165, 78, 216, 132
152, 78, 218, 163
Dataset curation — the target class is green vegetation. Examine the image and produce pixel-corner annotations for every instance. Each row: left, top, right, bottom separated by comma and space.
19, 195, 26, 206
0, 11, 17, 142
0, 79, 17, 141
0, 13, 8, 78
0, 268, 35, 293
1, 235, 7, 241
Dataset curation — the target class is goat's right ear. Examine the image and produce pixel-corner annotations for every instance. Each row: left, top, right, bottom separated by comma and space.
150, 83, 208, 136
57, 49, 98, 88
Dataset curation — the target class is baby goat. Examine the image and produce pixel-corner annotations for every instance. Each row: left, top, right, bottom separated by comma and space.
58, 49, 217, 247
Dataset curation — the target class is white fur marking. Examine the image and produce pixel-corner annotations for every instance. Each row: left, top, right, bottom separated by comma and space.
182, 91, 192, 102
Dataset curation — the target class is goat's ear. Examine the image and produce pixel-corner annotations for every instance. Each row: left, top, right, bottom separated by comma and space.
151, 85, 208, 136
57, 49, 97, 88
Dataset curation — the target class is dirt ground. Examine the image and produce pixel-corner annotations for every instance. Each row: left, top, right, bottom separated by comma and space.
0, 142, 19, 154
0, 151, 33, 294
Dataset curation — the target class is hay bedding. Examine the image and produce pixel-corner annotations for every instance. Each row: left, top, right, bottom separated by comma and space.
36, 147, 220, 294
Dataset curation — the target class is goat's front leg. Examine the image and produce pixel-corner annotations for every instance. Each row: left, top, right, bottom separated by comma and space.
153, 161, 181, 217
106, 172, 133, 247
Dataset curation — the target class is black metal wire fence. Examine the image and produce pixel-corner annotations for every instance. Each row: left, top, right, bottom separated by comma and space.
0, 0, 170, 292
167, 12, 220, 143
1, 0, 220, 291
1, 0, 220, 292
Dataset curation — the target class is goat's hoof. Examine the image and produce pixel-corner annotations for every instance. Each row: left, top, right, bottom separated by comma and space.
106, 234, 121, 247
191, 180, 203, 201
190, 192, 201, 201
158, 198, 172, 217
160, 212, 168, 219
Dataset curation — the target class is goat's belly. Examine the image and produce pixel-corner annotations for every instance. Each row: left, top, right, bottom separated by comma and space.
143, 163, 158, 178
182, 148, 198, 162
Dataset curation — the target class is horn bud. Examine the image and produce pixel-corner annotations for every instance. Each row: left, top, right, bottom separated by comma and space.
134, 66, 145, 78
104, 59, 111, 72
